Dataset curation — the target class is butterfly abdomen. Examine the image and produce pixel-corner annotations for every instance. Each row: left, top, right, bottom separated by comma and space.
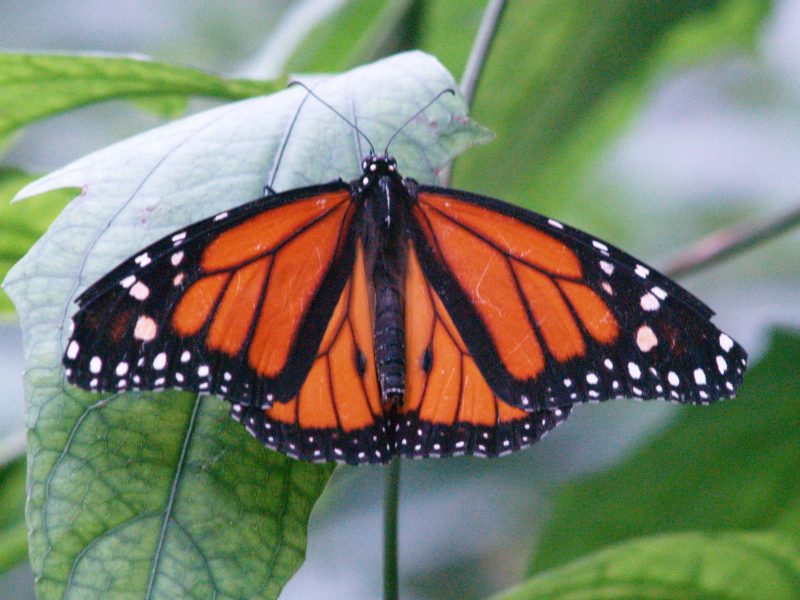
373, 272, 405, 403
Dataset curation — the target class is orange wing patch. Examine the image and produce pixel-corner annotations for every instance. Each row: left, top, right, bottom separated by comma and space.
415, 192, 618, 378
265, 241, 381, 433
399, 243, 568, 457
170, 190, 353, 377
404, 244, 529, 425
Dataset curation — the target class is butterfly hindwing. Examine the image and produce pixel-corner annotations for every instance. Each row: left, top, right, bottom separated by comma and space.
232, 241, 389, 464
64, 183, 359, 407
397, 243, 571, 458
409, 186, 747, 411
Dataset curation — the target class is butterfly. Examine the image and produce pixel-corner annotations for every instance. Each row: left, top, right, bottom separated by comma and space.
62, 109, 747, 465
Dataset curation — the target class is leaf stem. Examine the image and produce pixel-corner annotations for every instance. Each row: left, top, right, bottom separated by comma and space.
383, 457, 401, 600
663, 204, 800, 278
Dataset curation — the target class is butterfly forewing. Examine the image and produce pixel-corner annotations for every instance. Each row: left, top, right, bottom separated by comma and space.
64, 183, 358, 407
409, 187, 747, 411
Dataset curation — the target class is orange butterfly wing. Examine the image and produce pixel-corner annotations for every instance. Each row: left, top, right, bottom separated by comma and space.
409, 188, 746, 410
398, 244, 570, 458
232, 242, 389, 464
64, 183, 359, 407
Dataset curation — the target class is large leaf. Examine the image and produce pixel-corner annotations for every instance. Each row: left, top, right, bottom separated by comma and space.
531, 329, 800, 572
0, 53, 279, 145
0, 168, 75, 313
493, 530, 800, 600
424, 0, 770, 216
4, 51, 491, 600
284, 0, 426, 72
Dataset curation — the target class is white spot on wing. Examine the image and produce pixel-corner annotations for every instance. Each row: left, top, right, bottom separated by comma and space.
115, 362, 129, 377
548, 218, 564, 229
693, 368, 707, 385
171, 251, 185, 267
600, 261, 614, 275
719, 333, 734, 352
635, 264, 650, 278
628, 362, 641, 379
129, 281, 150, 301
716, 355, 727, 374
89, 356, 102, 374
120, 275, 137, 289
134, 253, 152, 267
636, 325, 658, 352
66, 340, 80, 360
153, 352, 167, 371
134, 316, 157, 341
640, 292, 660, 311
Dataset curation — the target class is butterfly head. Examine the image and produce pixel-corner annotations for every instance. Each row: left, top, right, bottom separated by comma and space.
361, 154, 397, 177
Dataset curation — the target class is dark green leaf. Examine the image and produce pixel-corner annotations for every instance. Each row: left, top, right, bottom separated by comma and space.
0, 456, 27, 575
532, 329, 800, 573
444, 0, 772, 215
0, 168, 75, 314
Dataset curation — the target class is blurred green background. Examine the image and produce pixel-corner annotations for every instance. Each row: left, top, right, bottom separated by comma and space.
2, 0, 799, 599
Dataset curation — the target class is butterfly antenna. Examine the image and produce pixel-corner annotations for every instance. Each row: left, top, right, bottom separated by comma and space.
383, 89, 456, 154
289, 81, 375, 154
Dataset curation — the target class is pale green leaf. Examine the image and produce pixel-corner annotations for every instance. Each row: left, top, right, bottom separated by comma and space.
494, 530, 800, 600
4, 51, 491, 600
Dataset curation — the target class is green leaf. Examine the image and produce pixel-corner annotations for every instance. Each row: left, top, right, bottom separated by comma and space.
0, 455, 27, 575
531, 329, 800, 573
0, 168, 75, 314
493, 530, 800, 600
442, 0, 772, 215
4, 51, 491, 600
285, 0, 425, 72
0, 53, 281, 143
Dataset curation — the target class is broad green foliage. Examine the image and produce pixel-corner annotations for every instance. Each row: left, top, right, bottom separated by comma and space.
5, 52, 489, 600
513, 330, 800, 599
496, 529, 800, 600
0, 457, 26, 574
0, 53, 279, 145
0, 168, 75, 312
0, 0, 784, 597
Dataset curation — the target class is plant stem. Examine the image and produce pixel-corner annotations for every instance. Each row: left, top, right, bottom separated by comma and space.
460, 0, 508, 108
663, 204, 800, 278
440, 0, 507, 187
382, 2, 508, 596
383, 457, 401, 600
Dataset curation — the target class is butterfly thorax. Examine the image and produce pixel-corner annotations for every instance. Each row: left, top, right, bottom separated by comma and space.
356, 154, 409, 406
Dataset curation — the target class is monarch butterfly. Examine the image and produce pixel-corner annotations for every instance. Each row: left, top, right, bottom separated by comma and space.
62, 96, 747, 465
